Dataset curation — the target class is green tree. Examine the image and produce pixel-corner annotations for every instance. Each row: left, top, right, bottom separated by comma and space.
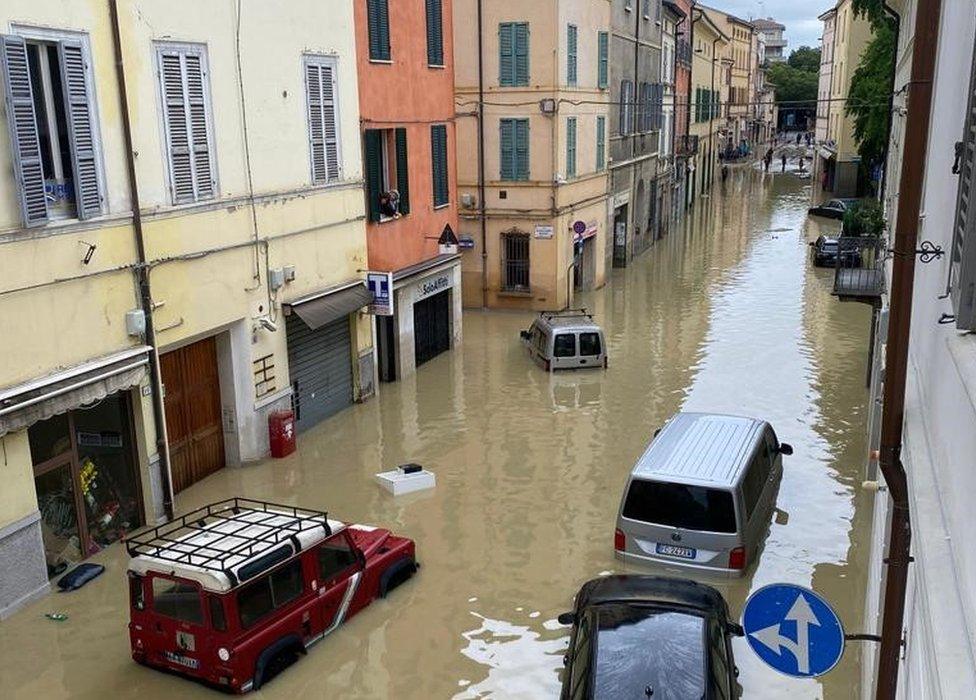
787, 46, 821, 73
845, 11, 896, 170
766, 62, 819, 105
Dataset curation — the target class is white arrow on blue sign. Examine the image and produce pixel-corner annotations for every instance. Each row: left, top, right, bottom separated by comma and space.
742, 584, 845, 678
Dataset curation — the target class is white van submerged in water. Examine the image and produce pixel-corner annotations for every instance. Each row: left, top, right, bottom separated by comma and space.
615, 413, 793, 577
520, 309, 607, 371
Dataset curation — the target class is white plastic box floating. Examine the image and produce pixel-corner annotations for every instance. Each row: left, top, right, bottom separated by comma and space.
374, 464, 436, 496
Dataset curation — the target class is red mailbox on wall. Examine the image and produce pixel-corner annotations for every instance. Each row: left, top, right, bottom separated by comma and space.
269, 410, 296, 458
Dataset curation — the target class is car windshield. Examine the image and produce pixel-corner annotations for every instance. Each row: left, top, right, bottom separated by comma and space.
822, 240, 838, 250
593, 605, 706, 700
623, 479, 737, 533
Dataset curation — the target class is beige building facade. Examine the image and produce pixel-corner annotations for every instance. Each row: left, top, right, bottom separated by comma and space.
688, 9, 728, 203
453, 0, 611, 310
704, 6, 754, 151
0, 0, 373, 617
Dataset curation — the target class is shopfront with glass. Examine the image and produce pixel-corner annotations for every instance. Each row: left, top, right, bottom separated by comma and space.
28, 393, 143, 577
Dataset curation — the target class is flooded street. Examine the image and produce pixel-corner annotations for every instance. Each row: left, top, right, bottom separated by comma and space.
0, 170, 875, 699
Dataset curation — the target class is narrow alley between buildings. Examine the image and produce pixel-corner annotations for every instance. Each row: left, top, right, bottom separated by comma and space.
0, 169, 877, 699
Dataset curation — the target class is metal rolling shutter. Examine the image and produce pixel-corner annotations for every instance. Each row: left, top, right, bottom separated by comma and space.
287, 315, 353, 432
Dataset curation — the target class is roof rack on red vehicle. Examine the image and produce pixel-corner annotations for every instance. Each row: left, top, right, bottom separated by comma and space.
125, 497, 332, 582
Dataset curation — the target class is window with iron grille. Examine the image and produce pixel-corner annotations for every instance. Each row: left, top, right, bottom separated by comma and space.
502, 230, 530, 292
304, 54, 341, 185
950, 33, 976, 330
499, 22, 529, 87
367, 0, 391, 61
1, 32, 104, 225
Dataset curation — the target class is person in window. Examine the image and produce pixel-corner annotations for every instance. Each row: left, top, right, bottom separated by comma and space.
379, 189, 401, 219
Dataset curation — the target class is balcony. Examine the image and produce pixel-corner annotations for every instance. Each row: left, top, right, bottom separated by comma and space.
832, 237, 886, 303
676, 39, 692, 67
676, 135, 699, 157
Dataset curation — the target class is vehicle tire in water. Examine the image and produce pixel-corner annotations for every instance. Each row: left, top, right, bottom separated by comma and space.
261, 647, 300, 687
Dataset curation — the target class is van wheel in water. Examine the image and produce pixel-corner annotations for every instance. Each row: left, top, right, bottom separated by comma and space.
261, 647, 300, 687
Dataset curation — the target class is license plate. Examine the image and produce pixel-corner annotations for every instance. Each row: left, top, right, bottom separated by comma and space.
656, 543, 696, 560
163, 651, 200, 670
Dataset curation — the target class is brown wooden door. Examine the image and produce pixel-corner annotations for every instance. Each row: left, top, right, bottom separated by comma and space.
160, 337, 225, 493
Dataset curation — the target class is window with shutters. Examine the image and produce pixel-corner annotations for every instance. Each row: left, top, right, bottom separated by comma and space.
567, 25, 577, 87
499, 118, 529, 181
620, 80, 634, 135
426, 0, 444, 67
431, 124, 449, 208
1, 31, 104, 225
303, 54, 342, 185
596, 116, 606, 171
364, 128, 409, 221
501, 230, 530, 292
499, 23, 529, 87
950, 35, 976, 330
597, 32, 609, 89
566, 117, 577, 179
367, 0, 391, 62
155, 43, 217, 205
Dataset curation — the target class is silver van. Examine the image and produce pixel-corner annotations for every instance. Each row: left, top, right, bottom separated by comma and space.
520, 309, 607, 371
615, 413, 793, 577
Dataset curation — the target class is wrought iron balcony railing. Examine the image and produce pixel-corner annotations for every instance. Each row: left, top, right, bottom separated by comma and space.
676, 134, 699, 157
833, 236, 886, 302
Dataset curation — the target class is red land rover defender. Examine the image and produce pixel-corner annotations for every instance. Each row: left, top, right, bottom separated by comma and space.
125, 498, 417, 692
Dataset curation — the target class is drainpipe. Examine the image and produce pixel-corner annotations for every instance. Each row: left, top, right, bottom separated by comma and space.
874, 0, 941, 696
477, 0, 488, 308
109, 0, 175, 520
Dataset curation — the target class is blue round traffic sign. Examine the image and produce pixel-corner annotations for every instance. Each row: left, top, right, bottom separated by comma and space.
742, 584, 845, 678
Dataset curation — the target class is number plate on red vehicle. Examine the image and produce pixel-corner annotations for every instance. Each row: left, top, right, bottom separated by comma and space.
656, 544, 695, 559
163, 651, 200, 669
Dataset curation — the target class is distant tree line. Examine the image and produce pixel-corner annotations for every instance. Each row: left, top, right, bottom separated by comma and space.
766, 47, 820, 129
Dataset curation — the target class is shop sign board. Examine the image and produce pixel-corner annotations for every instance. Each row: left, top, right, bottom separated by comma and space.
534, 225, 554, 239
417, 273, 451, 301
458, 235, 476, 249
366, 272, 394, 316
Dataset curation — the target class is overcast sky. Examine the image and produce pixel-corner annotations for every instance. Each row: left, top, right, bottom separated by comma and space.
706, 0, 834, 53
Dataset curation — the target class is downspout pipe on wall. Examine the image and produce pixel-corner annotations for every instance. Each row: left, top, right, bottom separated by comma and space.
109, 0, 175, 521
477, 0, 488, 308
874, 0, 942, 696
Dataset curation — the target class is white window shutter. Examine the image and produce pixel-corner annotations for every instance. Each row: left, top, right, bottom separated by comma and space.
58, 40, 102, 219
160, 50, 194, 202
306, 62, 327, 182
159, 45, 214, 204
321, 64, 340, 181
1, 34, 48, 227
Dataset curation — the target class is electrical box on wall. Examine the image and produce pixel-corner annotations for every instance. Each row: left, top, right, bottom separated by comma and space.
269, 268, 285, 290
125, 309, 146, 337
283, 265, 296, 282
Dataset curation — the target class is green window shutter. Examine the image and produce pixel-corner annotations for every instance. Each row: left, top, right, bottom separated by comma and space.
567, 25, 577, 86
566, 117, 576, 178
500, 119, 514, 179
395, 127, 410, 214
431, 124, 449, 207
367, 0, 391, 61
499, 23, 514, 86
0, 34, 49, 227
364, 129, 383, 222
596, 116, 605, 170
515, 119, 529, 180
597, 32, 608, 89
426, 0, 444, 66
514, 23, 529, 86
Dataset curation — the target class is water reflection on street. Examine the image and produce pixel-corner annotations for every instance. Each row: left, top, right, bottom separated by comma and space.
0, 169, 873, 699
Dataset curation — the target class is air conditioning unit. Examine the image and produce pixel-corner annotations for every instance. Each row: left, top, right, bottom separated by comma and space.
539, 98, 557, 114
460, 193, 477, 209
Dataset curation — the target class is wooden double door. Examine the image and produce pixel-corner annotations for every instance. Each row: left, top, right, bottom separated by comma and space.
160, 337, 225, 493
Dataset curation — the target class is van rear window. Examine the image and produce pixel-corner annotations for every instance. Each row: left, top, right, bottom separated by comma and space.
623, 480, 736, 533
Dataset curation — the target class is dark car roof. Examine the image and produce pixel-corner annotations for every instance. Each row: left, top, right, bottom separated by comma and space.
574, 575, 730, 618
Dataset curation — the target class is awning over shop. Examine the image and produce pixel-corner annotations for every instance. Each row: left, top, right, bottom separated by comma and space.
285, 282, 372, 330
819, 146, 836, 161
0, 346, 151, 437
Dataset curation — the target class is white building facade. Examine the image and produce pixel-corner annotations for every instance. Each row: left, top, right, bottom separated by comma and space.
860, 0, 976, 697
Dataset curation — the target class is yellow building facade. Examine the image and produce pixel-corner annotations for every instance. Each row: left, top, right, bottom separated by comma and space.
689, 10, 728, 203
703, 6, 754, 150
0, 0, 373, 616
453, 0, 611, 310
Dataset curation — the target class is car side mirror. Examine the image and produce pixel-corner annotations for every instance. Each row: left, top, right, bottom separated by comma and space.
520, 330, 531, 340
779, 443, 794, 456
807, 241, 815, 247
557, 612, 576, 626
728, 622, 745, 637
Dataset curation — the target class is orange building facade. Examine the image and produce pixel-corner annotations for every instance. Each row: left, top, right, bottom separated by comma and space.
354, 0, 462, 382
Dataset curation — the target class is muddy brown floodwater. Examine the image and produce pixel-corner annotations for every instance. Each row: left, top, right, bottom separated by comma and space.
0, 169, 875, 699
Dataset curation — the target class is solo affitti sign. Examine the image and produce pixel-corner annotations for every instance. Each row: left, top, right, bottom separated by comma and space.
367, 272, 394, 316
417, 274, 450, 301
